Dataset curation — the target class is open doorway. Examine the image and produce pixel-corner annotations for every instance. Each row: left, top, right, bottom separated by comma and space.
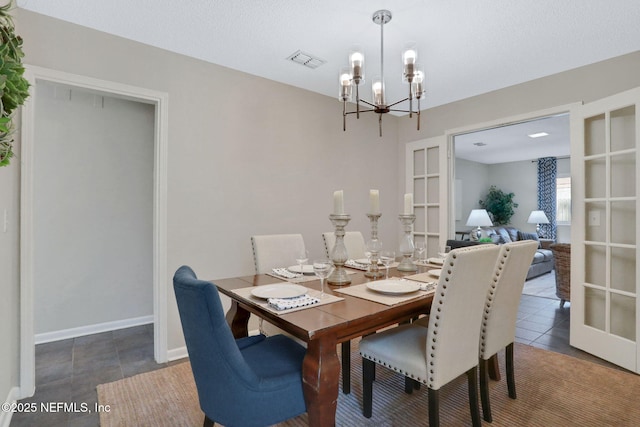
451, 113, 571, 298
20, 66, 168, 398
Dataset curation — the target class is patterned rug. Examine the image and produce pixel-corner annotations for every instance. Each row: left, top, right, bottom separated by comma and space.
98, 342, 640, 426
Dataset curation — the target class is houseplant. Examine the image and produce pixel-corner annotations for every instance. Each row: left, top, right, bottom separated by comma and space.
479, 185, 518, 225
0, 1, 30, 167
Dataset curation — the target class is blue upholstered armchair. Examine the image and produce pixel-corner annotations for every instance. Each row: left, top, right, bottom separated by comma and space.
173, 266, 307, 427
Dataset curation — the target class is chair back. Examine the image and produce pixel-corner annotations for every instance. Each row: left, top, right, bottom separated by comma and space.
322, 231, 366, 259
173, 266, 260, 419
425, 244, 501, 390
479, 241, 539, 360
251, 234, 306, 274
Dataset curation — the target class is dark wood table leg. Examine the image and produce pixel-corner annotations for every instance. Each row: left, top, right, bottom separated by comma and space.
225, 300, 250, 338
488, 353, 501, 381
303, 337, 340, 427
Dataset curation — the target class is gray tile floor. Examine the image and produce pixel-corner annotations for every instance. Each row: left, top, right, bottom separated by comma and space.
9, 279, 623, 426
10, 323, 167, 427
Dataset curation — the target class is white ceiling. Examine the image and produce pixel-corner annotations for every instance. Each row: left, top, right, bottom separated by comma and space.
454, 114, 570, 164
17, 0, 638, 162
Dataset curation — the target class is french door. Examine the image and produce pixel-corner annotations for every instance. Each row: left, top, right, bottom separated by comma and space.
405, 136, 449, 258
570, 87, 640, 373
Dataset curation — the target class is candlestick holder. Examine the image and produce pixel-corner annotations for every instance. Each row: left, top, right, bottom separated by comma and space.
365, 213, 385, 278
327, 213, 352, 285
397, 214, 418, 272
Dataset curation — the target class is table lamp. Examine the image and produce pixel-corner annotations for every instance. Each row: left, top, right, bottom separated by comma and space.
527, 210, 550, 237
466, 209, 493, 241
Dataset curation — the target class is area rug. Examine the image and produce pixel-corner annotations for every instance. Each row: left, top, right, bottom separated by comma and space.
97, 343, 640, 426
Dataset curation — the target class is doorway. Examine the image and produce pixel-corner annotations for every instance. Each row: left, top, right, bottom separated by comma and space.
20, 66, 168, 398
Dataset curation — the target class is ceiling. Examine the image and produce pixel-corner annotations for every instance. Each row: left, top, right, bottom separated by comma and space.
454, 114, 570, 164
17, 1, 638, 163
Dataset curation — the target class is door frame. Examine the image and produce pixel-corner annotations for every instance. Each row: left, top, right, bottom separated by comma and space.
443, 103, 581, 236
19, 65, 169, 398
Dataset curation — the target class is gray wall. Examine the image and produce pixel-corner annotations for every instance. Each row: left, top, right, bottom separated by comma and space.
33, 81, 154, 335
3, 8, 639, 404
456, 157, 572, 241
14, 8, 402, 359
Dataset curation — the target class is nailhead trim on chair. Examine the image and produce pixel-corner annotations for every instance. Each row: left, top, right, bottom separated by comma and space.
361, 354, 429, 385
479, 246, 510, 355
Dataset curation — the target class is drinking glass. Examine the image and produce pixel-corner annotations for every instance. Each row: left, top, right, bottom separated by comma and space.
365, 239, 383, 264
380, 250, 395, 279
294, 249, 309, 277
415, 241, 426, 263
313, 259, 334, 298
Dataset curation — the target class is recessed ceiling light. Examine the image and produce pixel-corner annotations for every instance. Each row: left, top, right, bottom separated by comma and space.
528, 132, 549, 138
473, 142, 487, 147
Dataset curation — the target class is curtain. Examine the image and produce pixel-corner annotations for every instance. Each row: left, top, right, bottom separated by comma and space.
537, 157, 557, 240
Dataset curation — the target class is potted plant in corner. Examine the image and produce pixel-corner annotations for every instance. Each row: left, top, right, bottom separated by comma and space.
0, 1, 30, 167
479, 185, 518, 225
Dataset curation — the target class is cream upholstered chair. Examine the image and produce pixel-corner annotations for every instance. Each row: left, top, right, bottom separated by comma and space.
478, 240, 538, 422
359, 244, 501, 426
251, 234, 306, 275
251, 234, 353, 394
250, 234, 307, 339
322, 231, 367, 260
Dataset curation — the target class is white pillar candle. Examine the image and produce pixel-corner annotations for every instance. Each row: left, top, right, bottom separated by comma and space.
404, 193, 413, 215
369, 189, 380, 215
333, 190, 345, 215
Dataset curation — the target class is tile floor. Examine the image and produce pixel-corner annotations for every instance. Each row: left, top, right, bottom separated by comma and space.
10, 323, 167, 427
9, 281, 623, 426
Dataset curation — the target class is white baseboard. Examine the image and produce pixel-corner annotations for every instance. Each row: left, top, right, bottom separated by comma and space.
167, 346, 188, 362
167, 329, 262, 362
0, 387, 20, 427
34, 315, 154, 344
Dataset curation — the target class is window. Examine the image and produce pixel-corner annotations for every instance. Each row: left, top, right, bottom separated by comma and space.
556, 176, 571, 224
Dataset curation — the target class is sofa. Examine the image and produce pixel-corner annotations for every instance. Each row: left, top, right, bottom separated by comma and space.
447, 226, 554, 280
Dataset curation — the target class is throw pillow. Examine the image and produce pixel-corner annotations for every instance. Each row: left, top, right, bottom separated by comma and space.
518, 231, 542, 248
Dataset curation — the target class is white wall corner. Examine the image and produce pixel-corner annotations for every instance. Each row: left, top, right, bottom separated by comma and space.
167, 346, 189, 362
0, 387, 20, 427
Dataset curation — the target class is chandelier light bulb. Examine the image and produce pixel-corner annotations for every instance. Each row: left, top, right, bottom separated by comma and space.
349, 50, 364, 83
372, 79, 385, 106
338, 69, 353, 101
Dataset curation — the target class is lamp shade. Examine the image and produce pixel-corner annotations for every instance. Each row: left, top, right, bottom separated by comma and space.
527, 210, 550, 224
466, 209, 493, 227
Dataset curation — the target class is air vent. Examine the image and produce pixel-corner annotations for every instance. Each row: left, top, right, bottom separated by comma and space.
286, 50, 326, 69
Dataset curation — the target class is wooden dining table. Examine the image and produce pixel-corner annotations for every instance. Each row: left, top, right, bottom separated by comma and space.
213, 264, 499, 427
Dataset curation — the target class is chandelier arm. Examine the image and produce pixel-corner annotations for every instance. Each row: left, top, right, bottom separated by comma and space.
343, 101, 347, 131
345, 109, 376, 115
388, 108, 417, 114
356, 84, 360, 119
358, 99, 378, 108
386, 97, 411, 108
409, 87, 413, 118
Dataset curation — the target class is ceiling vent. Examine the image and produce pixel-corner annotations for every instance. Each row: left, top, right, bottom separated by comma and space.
287, 50, 326, 69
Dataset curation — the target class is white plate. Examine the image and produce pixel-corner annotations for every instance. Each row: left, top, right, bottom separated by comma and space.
366, 280, 421, 295
428, 269, 442, 278
287, 264, 314, 274
251, 284, 309, 299
427, 257, 445, 265
355, 258, 382, 265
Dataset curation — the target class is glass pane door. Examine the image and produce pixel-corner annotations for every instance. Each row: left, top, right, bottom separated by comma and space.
406, 136, 448, 258
571, 88, 640, 373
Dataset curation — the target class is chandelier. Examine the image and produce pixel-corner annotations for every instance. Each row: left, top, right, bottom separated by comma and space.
339, 10, 425, 137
